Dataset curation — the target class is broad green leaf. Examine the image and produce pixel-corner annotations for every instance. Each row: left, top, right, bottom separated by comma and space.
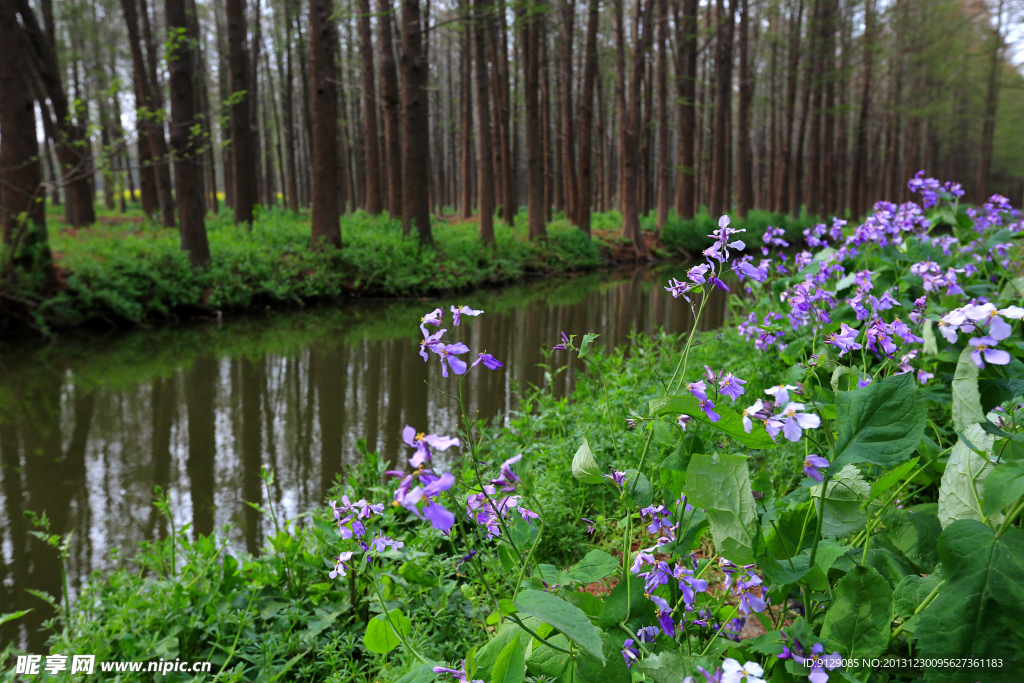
649, 396, 777, 449
364, 609, 411, 654
810, 465, 871, 538
937, 424, 996, 528
575, 629, 631, 683
622, 468, 653, 508
659, 509, 709, 557
572, 438, 604, 484
578, 332, 600, 358
565, 591, 603, 619
684, 453, 759, 563
632, 652, 696, 683
490, 636, 526, 683
830, 365, 859, 392
598, 575, 651, 628
820, 565, 892, 658
758, 551, 811, 586
883, 506, 942, 573
916, 521, 1024, 682
831, 374, 927, 470
653, 418, 677, 446
922, 319, 938, 354
952, 346, 986, 432
0, 610, 31, 627
477, 624, 530, 680
978, 377, 1024, 413
864, 543, 918, 589
571, 550, 619, 584
395, 663, 441, 683
868, 457, 920, 503
893, 574, 943, 619
514, 589, 605, 662
814, 539, 854, 574
982, 460, 1024, 517
524, 634, 572, 680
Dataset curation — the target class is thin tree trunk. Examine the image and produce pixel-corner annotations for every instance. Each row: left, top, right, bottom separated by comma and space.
709, 0, 734, 218
139, 0, 176, 226
976, 0, 1003, 201
309, 0, 342, 249
359, 0, 384, 214
399, 0, 433, 244
474, 0, 495, 243
166, 0, 211, 266
674, 0, 698, 219
522, 0, 546, 240
736, 0, 752, 217
459, 0, 473, 219
577, 0, 599, 234
621, 0, 653, 255
227, 0, 256, 224
849, 0, 873, 217
655, 0, 670, 230
379, 0, 404, 217
560, 0, 578, 225
281, 0, 299, 212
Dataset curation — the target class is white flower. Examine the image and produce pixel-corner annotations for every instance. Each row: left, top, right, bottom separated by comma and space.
741, 399, 764, 433
999, 305, 1024, 319
722, 658, 766, 683
765, 384, 797, 406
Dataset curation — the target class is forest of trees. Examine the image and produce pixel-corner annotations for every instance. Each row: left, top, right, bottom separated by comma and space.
2, 0, 1023, 269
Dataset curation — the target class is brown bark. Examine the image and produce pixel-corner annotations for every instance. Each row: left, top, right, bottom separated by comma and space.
577, 0, 599, 235
309, 0, 342, 249
522, 0, 546, 240
976, 0, 1003, 201
655, 0, 670, 230
138, 0, 176, 225
736, 0, 752, 218
674, 0, 698, 219
227, 0, 256, 224
474, 0, 495, 243
281, 0, 299, 213
621, 0, 653, 255
708, 0, 734, 218
459, 0, 473, 219
0, 2, 52, 281
399, 0, 433, 244
775, 0, 802, 214
378, 0, 404, 217
559, 0, 578, 225
359, 0, 384, 214
849, 0, 873, 217
166, 0, 211, 266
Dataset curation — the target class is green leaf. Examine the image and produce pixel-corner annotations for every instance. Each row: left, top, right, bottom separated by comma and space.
758, 551, 811, 586
653, 418, 677, 446
893, 574, 942, 620
916, 521, 1024, 681
978, 377, 1024, 413
395, 663, 441, 683
598, 575, 651, 628
810, 465, 871, 538
868, 457, 920, 503
622, 468, 653, 508
477, 624, 530, 680
572, 438, 604, 484
982, 460, 1024, 517
937, 424, 996, 528
814, 539, 854, 574
514, 590, 605, 662
819, 565, 893, 659
632, 652, 695, 683
363, 609, 411, 654
525, 634, 572, 680
832, 374, 927, 469
684, 453, 759, 563
649, 396, 777, 449
578, 332, 600, 358
883, 506, 942, 574
490, 636, 526, 683
0, 610, 31, 627
571, 550, 619, 584
952, 346, 987, 432
575, 630, 631, 683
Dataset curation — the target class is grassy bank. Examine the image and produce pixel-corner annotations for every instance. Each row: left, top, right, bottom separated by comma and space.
2, 204, 818, 331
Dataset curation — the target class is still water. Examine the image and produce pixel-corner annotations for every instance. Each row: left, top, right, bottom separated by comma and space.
0, 264, 726, 648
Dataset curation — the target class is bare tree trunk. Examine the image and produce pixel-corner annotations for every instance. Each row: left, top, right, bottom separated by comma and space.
358, 0, 384, 214
655, 0, 670, 230
976, 0, 1003, 201
459, 0, 473, 219
474, 0, 495, 243
621, 0, 653, 255
849, 0, 873, 217
1, 2, 52, 282
560, 0, 578, 225
138, 0, 176, 226
775, 0, 801, 213
736, 0, 752, 217
674, 0, 698, 219
227, 0, 256, 224
577, 0, 599, 234
166, 0, 211, 266
378, 0, 404, 217
309, 0, 342, 248
399, 0, 433, 244
281, 0, 299, 212
522, 0, 546, 240
709, 0, 734, 218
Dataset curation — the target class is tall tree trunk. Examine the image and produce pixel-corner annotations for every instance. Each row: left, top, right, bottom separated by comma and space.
474, 0, 495, 243
139, 0, 176, 226
976, 0, 1003, 201
399, 0, 433, 244
674, 0, 698, 219
166, 0, 211, 266
708, 0, 734, 218
577, 0, 599, 234
522, 0, 546, 240
359, 0, 384, 214
736, 0, 752, 218
251, 0, 265, 207
309, 0, 342, 248
621, 0, 653, 255
0, 3, 52, 282
459, 0, 473, 219
227, 0, 256, 224
281, 0, 299, 212
849, 0, 873, 217
379, 0, 404, 217
655, 0, 670, 230
775, 0, 802, 213
560, 0, 578, 225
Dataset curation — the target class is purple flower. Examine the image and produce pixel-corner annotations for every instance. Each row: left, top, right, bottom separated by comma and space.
699, 398, 721, 423
719, 373, 747, 400
673, 563, 709, 607
552, 331, 571, 351
328, 551, 354, 579
687, 380, 709, 401
741, 399, 765, 433
969, 336, 1011, 368
794, 643, 842, 683
647, 594, 676, 637
665, 278, 692, 300
419, 307, 444, 337
471, 352, 503, 370
767, 402, 821, 442
917, 369, 934, 384
369, 532, 404, 553
422, 501, 456, 532
721, 659, 766, 683
450, 304, 484, 326
433, 661, 483, 683
621, 639, 640, 668
420, 328, 447, 361
490, 454, 522, 492
825, 323, 862, 357
439, 342, 471, 377
765, 384, 797, 406
964, 303, 1013, 340
583, 517, 596, 535
891, 319, 924, 344
802, 454, 830, 482
677, 414, 692, 430
402, 426, 460, 468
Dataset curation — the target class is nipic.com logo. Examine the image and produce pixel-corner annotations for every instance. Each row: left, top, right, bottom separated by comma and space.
13, 655, 213, 676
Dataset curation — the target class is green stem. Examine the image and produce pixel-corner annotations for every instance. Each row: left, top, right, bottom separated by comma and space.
371, 574, 429, 665
995, 495, 1024, 540
889, 580, 945, 644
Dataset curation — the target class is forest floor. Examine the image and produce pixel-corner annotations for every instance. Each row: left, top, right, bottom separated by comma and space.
1, 203, 818, 334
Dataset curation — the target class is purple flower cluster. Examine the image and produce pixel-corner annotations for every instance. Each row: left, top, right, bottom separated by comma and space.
778, 638, 843, 683
432, 661, 483, 683
418, 306, 503, 377
465, 456, 537, 537
908, 170, 964, 209
386, 424, 462, 532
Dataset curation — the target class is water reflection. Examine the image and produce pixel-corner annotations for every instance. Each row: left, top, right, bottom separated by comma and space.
0, 265, 727, 648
